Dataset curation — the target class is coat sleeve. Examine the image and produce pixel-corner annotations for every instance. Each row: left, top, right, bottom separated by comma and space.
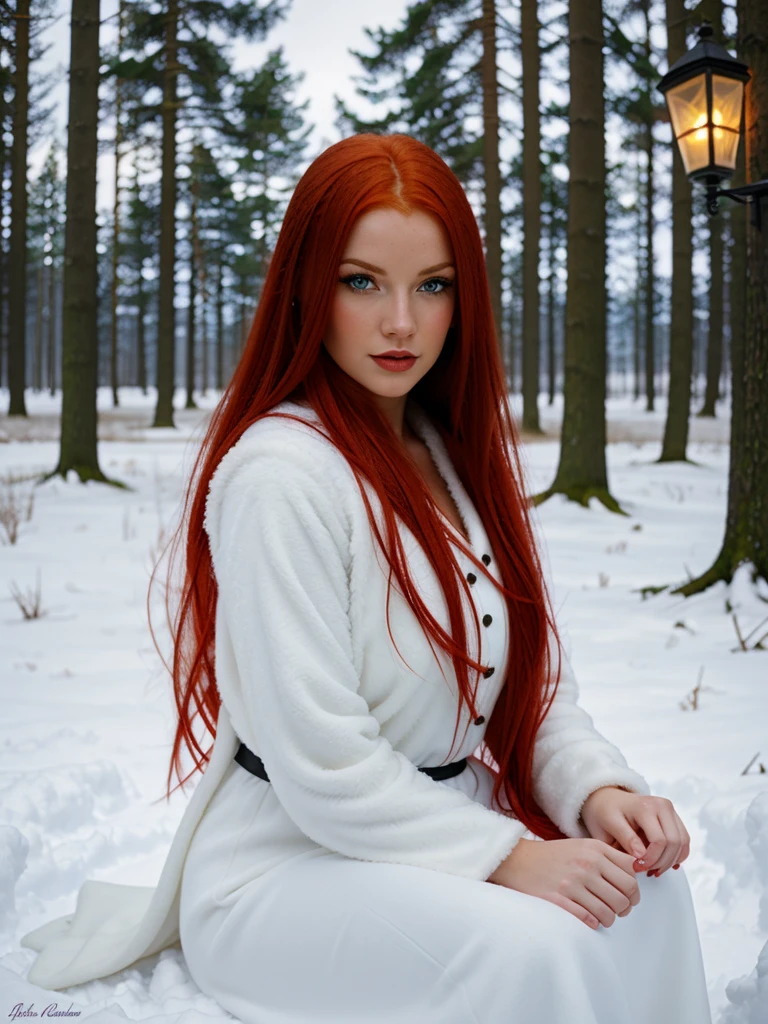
530, 564, 652, 838
205, 444, 526, 882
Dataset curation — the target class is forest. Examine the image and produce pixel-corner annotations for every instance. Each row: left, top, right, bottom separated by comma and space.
1, 1, 768, 1018
2, 0, 766, 598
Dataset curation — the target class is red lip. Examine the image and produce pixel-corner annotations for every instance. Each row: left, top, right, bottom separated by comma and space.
374, 350, 416, 359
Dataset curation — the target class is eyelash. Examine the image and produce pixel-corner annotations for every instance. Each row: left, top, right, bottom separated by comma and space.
339, 273, 454, 295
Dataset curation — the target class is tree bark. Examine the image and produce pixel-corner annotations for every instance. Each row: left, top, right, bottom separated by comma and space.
215, 259, 224, 392
700, 213, 724, 415
644, 118, 656, 412
153, 0, 179, 427
521, 0, 542, 432
110, 0, 124, 407
185, 184, 198, 409
8, 0, 30, 417
642, 0, 656, 412
47, 261, 56, 393
698, 0, 725, 418
632, 152, 642, 401
537, 0, 620, 511
659, 0, 694, 461
480, 0, 504, 363
674, 0, 768, 592
50, 0, 107, 483
34, 263, 43, 389
546, 194, 556, 405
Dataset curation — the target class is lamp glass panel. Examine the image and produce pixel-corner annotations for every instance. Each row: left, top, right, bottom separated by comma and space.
666, 74, 710, 174
712, 75, 743, 170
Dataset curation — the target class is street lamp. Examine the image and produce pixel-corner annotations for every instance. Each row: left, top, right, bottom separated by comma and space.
657, 22, 768, 227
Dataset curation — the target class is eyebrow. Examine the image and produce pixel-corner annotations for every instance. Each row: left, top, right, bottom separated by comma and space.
340, 258, 456, 276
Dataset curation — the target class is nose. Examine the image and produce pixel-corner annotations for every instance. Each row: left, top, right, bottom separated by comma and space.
382, 290, 417, 337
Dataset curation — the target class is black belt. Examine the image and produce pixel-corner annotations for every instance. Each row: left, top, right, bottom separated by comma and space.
234, 741, 468, 782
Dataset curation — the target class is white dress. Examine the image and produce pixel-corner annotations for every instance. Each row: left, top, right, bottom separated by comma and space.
176, 405, 712, 1024
20, 399, 712, 1021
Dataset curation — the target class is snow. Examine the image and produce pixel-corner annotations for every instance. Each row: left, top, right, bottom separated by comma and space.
0, 386, 766, 1023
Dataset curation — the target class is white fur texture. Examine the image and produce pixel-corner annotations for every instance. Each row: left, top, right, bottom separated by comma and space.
20, 397, 649, 992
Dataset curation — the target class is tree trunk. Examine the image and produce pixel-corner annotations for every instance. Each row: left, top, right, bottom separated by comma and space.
659, 0, 694, 461
674, 0, 768, 593
8, 0, 30, 417
547, 205, 556, 405
215, 259, 224, 392
48, 0, 107, 483
153, 0, 179, 428
507, 284, 517, 393
185, 189, 198, 410
521, 0, 542, 432
700, 213, 724, 415
642, 0, 656, 412
110, 0, 124, 408
698, 0, 725, 419
200, 258, 209, 395
34, 263, 43, 389
633, 153, 642, 401
644, 121, 656, 412
536, 0, 620, 511
47, 261, 56, 393
0, 90, 7, 392
480, 0, 504, 363
137, 285, 147, 393
239, 277, 247, 358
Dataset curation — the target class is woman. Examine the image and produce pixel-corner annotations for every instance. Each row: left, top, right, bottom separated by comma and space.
21, 133, 711, 1023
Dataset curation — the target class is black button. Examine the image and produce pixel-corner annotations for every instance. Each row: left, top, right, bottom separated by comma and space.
467, 572, 477, 584
482, 553, 491, 565
482, 614, 492, 627
483, 666, 495, 678
474, 715, 485, 725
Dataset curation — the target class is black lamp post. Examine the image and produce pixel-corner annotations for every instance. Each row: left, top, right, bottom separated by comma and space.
657, 22, 768, 227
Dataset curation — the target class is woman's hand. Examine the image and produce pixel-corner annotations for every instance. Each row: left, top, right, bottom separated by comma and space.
488, 837, 641, 930
579, 786, 691, 877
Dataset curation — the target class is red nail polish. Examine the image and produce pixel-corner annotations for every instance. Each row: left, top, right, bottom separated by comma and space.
673, 864, 680, 870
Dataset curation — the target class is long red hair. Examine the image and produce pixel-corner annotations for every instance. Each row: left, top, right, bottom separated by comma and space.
149, 132, 569, 842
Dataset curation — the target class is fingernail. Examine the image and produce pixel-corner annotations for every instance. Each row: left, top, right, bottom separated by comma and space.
636, 859, 646, 866
673, 864, 680, 870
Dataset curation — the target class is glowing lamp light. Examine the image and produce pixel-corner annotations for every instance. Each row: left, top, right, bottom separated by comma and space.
658, 23, 748, 184
658, 22, 768, 224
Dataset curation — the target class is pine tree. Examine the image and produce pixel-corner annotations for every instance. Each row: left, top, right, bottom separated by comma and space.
41, 0, 112, 485
669, 0, 768, 592
107, 0, 289, 428
27, 142, 65, 393
520, 0, 543, 432
7, 0, 30, 417
697, 0, 725, 418
535, 0, 621, 510
658, 0, 695, 462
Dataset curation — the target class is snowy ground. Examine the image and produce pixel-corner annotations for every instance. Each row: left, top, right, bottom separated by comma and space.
0, 386, 766, 1023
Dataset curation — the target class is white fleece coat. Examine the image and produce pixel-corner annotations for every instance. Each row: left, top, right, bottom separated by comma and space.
20, 397, 651, 992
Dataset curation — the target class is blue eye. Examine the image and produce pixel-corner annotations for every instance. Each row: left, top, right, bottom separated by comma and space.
338, 274, 454, 295
340, 274, 374, 292
420, 278, 453, 294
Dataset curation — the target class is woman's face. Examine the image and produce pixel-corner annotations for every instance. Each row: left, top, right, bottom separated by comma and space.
322, 207, 456, 412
